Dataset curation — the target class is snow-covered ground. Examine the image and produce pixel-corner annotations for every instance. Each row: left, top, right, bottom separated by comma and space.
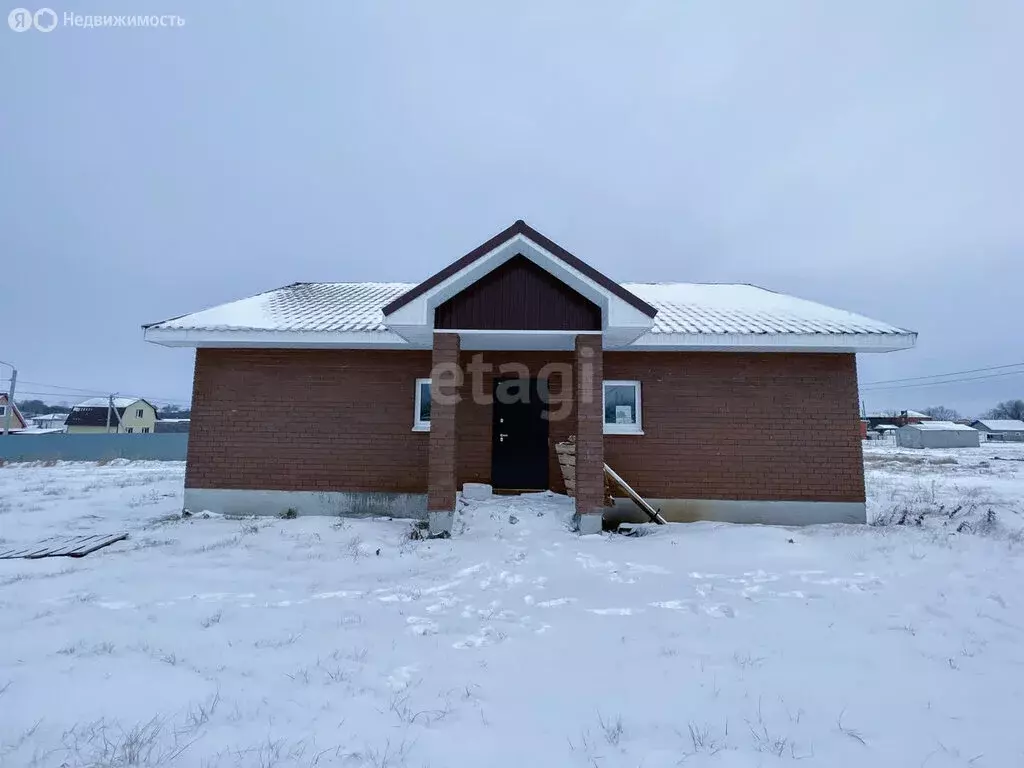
1, 447, 1023, 767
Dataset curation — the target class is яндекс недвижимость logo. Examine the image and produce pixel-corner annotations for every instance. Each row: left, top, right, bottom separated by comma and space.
8, 8, 183, 31
8, 7, 57, 32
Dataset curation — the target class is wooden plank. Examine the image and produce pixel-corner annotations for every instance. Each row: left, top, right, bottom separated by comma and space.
604, 464, 667, 525
45, 535, 103, 557
33, 534, 103, 558
19, 545, 55, 559
29, 537, 78, 558
3, 532, 128, 560
0, 547, 36, 559
68, 533, 128, 557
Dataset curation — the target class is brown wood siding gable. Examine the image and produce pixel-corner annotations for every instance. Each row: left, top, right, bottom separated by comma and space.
381, 220, 657, 318
434, 255, 601, 331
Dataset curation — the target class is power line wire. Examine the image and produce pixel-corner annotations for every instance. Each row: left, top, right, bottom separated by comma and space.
13, 379, 189, 403
861, 369, 1024, 392
15, 379, 190, 403
861, 361, 1024, 387
13, 389, 191, 405
16, 380, 112, 396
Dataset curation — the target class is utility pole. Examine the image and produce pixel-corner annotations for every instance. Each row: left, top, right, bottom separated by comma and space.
106, 394, 125, 433
113, 397, 124, 431
1, 360, 16, 436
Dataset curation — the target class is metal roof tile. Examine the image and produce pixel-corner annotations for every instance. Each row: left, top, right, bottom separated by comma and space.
147, 281, 910, 339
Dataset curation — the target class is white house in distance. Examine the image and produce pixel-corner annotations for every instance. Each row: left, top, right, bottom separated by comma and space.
30, 413, 68, 431
897, 421, 980, 449
971, 419, 1024, 442
64, 397, 158, 434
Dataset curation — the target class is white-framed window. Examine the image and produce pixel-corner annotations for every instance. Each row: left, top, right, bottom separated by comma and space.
603, 380, 642, 435
141, 427, 150, 434
136, 408, 144, 418
0, 405, 6, 417
412, 378, 431, 431
126, 427, 133, 434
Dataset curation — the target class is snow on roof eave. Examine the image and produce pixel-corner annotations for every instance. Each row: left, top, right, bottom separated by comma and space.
904, 421, 978, 431
143, 326, 415, 349
623, 330, 916, 353
144, 325, 917, 352
75, 397, 140, 408
973, 420, 1024, 430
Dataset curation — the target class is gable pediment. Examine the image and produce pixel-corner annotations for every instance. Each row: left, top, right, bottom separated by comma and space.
381, 220, 657, 347
434, 255, 601, 331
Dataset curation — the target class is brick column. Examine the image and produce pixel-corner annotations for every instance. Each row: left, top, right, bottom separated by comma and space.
428, 332, 461, 534
574, 334, 604, 533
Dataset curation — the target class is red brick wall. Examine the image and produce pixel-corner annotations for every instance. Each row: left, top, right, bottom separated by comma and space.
603, 352, 865, 503
186, 349, 431, 492
428, 333, 460, 511
187, 348, 864, 503
574, 335, 605, 515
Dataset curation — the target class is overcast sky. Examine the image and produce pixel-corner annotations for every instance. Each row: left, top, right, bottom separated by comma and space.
2, 1, 1021, 417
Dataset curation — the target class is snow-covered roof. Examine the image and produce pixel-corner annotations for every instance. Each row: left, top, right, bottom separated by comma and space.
903, 410, 932, 419
149, 283, 409, 334
145, 281, 914, 352
621, 283, 905, 336
973, 420, 1024, 431
875, 424, 899, 430
74, 397, 140, 409
31, 413, 68, 422
901, 421, 977, 432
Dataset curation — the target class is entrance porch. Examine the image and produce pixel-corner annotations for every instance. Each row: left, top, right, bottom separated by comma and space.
426, 334, 606, 535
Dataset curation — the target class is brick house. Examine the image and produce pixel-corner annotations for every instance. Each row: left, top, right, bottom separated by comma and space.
144, 221, 915, 531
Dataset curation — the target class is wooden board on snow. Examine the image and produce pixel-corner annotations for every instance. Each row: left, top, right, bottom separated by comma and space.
0, 533, 129, 560
604, 464, 667, 525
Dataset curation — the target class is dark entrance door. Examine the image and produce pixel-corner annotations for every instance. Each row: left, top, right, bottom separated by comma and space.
491, 377, 549, 490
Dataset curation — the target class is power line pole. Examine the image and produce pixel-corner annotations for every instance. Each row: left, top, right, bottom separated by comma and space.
105, 394, 125, 433
3, 365, 16, 436
112, 397, 124, 431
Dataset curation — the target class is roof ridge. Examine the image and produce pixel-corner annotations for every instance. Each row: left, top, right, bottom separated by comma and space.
621, 281, 763, 287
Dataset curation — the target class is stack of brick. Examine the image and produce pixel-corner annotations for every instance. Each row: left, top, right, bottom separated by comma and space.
554, 435, 614, 506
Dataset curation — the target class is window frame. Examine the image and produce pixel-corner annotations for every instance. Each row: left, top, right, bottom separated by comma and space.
136, 408, 144, 418
412, 378, 431, 432
0, 405, 6, 417
602, 380, 643, 435
141, 427, 150, 434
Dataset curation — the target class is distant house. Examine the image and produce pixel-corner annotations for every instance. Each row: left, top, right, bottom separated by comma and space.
902, 410, 932, 421
30, 413, 68, 431
154, 418, 190, 434
65, 397, 158, 434
865, 410, 933, 430
869, 423, 899, 440
0, 393, 27, 431
970, 420, 1024, 442
897, 421, 980, 449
